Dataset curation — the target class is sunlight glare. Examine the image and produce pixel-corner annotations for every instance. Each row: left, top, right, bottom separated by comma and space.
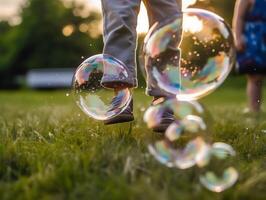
183, 15, 203, 33
137, 2, 149, 34
183, 0, 198, 10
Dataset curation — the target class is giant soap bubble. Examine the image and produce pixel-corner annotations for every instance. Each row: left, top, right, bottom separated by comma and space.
73, 54, 132, 121
143, 8, 235, 100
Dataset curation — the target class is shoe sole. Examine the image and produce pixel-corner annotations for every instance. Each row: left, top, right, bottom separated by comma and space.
104, 114, 134, 125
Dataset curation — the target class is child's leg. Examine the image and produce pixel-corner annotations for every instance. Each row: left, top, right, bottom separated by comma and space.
101, 0, 141, 88
247, 74, 264, 112
143, 0, 183, 97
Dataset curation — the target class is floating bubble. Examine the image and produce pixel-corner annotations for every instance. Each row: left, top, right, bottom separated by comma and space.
143, 8, 235, 100
199, 167, 239, 193
143, 104, 164, 129
175, 137, 211, 169
166, 114, 209, 170
182, 115, 207, 133
144, 98, 206, 131
211, 142, 236, 159
72, 54, 132, 121
165, 121, 183, 141
145, 98, 211, 169
165, 114, 207, 142
144, 18, 183, 59
148, 140, 176, 168
199, 142, 238, 192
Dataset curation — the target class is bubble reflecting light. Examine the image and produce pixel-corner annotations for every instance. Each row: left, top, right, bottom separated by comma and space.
142, 8, 238, 193
200, 167, 239, 193
144, 99, 205, 131
148, 140, 176, 168
146, 98, 210, 169
73, 54, 132, 121
175, 137, 211, 169
144, 104, 164, 129
199, 142, 238, 192
144, 8, 235, 100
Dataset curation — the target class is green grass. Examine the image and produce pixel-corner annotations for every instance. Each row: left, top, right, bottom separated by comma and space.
0, 77, 266, 200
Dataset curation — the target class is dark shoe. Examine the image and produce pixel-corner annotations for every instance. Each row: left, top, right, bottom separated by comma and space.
104, 99, 134, 125
151, 97, 175, 133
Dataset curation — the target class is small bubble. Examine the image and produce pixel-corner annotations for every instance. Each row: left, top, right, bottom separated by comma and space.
72, 54, 132, 120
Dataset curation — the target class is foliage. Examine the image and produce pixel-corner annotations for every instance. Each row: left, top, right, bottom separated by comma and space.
0, 0, 103, 87
193, 0, 236, 23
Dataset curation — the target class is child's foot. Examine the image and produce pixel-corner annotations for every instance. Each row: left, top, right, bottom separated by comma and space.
104, 97, 134, 125
151, 97, 175, 133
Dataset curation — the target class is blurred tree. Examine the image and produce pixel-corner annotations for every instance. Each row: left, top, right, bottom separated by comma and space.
0, 0, 103, 88
193, 0, 236, 24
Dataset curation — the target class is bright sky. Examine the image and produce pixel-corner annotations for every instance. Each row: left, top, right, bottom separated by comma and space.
0, 0, 199, 33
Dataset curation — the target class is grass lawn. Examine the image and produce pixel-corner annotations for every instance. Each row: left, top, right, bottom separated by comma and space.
0, 76, 265, 200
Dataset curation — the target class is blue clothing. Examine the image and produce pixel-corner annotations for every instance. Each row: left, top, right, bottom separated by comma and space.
237, 0, 266, 74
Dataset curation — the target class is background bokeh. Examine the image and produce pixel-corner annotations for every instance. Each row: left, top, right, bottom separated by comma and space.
0, 0, 236, 89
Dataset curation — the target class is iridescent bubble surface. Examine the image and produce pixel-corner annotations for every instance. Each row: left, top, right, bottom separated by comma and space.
143, 8, 235, 100
145, 18, 182, 58
199, 167, 239, 193
73, 54, 132, 121
144, 98, 238, 192
175, 137, 211, 169
211, 142, 236, 159
145, 98, 210, 169
199, 143, 238, 192
143, 104, 164, 129
148, 140, 176, 168
144, 98, 205, 131
165, 122, 184, 142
